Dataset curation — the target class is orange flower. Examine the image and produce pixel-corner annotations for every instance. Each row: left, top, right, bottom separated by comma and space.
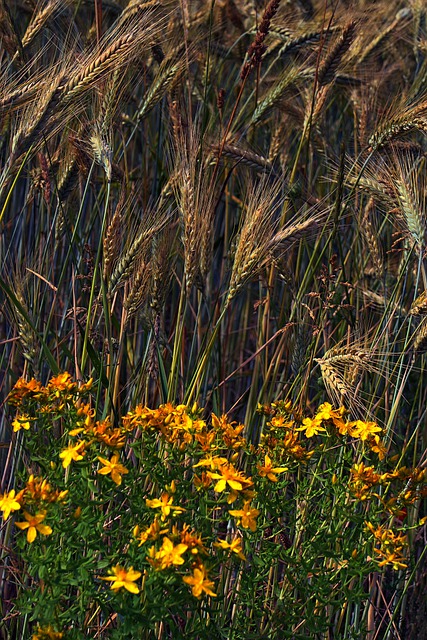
295, 417, 326, 438
7, 377, 45, 405
148, 536, 188, 570
347, 420, 382, 441
24, 475, 68, 503
193, 455, 228, 470
177, 524, 207, 556
47, 372, 76, 395
133, 519, 167, 546
32, 625, 63, 640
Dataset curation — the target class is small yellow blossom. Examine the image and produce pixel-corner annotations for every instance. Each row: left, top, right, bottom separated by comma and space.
347, 420, 382, 441
47, 372, 76, 395
375, 550, 407, 570
7, 377, 45, 405
0, 489, 22, 520
24, 475, 68, 503
15, 511, 52, 543
207, 463, 252, 493
193, 472, 212, 491
59, 441, 85, 468
148, 536, 188, 570
32, 625, 63, 640
183, 564, 216, 598
257, 454, 287, 482
368, 434, 387, 459
316, 403, 347, 432
215, 537, 246, 560
133, 519, 167, 546
94, 419, 126, 449
146, 493, 185, 521
296, 416, 326, 438
193, 455, 228, 470
212, 413, 246, 449
100, 565, 141, 593
178, 525, 207, 555
97, 454, 129, 485
12, 413, 32, 432
229, 500, 260, 532
79, 377, 93, 392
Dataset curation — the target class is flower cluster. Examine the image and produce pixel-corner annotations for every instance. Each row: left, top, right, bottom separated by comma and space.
259, 401, 387, 460
6, 372, 427, 640
366, 522, 408, 570
0, 474, 67, 542
122, 402, 206, 445
8, 373, 93, 410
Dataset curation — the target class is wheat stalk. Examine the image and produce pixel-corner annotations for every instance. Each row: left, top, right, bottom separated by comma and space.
317, 21, 356, 87
251, 63, 307, 124
108, 205, 168, 294
413, 318, 427, 353
210, 143, 275, 175
360, 197, 384, 279
136, 57, 184, 123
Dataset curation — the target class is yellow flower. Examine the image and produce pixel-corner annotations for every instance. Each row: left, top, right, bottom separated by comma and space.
295, 416, 326, 438
257, 454, 287, 482
15, 511, 52, 543
229, 500, 260, 532
79, 377, 93, 392
207, 463, 252, 493
149, 536, 188, 569
97, 454, 129, 485
347, 420, 382, 441
193, 455, 228, 470
12, 413, 32, 432
0, 489, 22, 520
183, 565, 216, 598
368, 434, 387, 459
212, 413, 246, 449
133, 519, 167, 546
32, 625, 63, 640
215, 537, 246, 560
146, 493, 186, 521
316, 402, 346, 429
24, 475, 68, 503
100, 565, 141, 593
59, 441, 85, 468
94, 419, 126, 449
193, 471, 212, 491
